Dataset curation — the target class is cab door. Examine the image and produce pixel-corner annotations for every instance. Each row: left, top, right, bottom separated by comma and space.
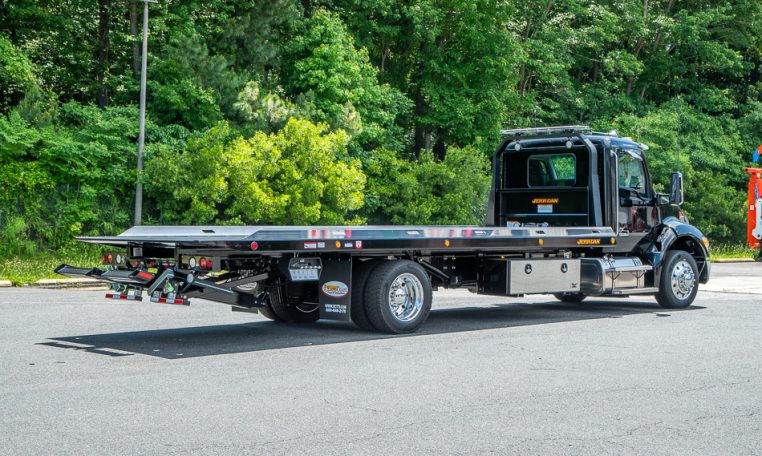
616, 149, 657, 250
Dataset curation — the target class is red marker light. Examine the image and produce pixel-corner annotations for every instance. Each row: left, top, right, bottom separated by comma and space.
134, 260, 140, 267
107, 254, 113, 264
101, 255, 107, 263
250, 241, 259, 250
137, 271, 154, 280
199, 258, 208, 269
149, 260, 155, 267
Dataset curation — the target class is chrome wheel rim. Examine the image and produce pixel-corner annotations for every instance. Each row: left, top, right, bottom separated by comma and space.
670, 259, 696, 300
388, 273, 424, 322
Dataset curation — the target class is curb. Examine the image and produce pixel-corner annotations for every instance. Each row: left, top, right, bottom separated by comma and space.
712, 258, 758, 263
34, 278, 106, 289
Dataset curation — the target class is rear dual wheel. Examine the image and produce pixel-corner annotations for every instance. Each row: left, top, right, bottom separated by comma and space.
258, 284, 320, 323
360, 260, 432, 334
553, 292, 586, 303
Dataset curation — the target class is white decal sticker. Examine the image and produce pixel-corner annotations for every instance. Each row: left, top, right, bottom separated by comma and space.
317, 242, 326, 248
537, 205, 553, 214
304, 242, 317, 249
324, 304, 347, 314
355, 240, 363, 249
321, 281, 349, 298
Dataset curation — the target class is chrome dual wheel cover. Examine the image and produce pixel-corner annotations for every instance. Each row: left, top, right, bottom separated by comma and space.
388, 273, 424, 322
670, 259, 696, 300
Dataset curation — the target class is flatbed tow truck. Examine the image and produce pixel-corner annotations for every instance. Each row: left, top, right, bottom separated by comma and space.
56, 126, 710, 333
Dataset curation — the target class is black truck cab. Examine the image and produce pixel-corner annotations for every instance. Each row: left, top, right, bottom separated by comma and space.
488, 125, 709, 287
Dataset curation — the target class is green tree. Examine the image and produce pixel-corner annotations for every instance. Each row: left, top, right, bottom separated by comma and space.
0, 36, 37, 112
364, 145, 490, 224
283, 9, 411, 156
145, 118, 365, 225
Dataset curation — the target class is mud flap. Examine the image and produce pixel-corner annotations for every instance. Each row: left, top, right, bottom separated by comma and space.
319, 257, 352, 322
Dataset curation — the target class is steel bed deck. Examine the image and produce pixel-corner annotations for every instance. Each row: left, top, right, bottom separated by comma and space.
78, 225, 618, 255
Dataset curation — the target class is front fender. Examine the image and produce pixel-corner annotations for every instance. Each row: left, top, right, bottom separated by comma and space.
650, 217, 710, 284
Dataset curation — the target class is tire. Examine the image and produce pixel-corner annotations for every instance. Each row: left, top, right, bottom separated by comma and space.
268, 284, 320, 323
656, 250, 699, 309
554, 292, 586, 303
363, 260, 432, 334
257, 300, 284, 321
350, 260, 380, 331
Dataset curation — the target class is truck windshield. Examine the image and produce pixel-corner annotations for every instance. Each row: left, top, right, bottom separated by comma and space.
527, 154, 576, 187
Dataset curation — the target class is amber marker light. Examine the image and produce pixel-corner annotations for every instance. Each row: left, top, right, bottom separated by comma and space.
444, 239, 450, 247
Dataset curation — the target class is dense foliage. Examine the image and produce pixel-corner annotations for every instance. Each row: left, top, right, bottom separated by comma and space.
0, 0, 760, 253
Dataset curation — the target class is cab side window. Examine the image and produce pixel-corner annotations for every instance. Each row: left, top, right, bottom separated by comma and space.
618, 151, 647, 195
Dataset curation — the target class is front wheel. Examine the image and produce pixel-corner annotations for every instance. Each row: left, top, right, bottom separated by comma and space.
656, 250, 699, 309
363, 260, 432, 334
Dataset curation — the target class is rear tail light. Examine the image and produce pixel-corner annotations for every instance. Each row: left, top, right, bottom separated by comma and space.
105, 293, 142, 301
107, 254, 113, 264
199, 258, 208, 270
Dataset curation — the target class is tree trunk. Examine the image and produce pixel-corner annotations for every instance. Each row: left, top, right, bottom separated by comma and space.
413, 88, 427, 157
96, 0, 111, 108
130, 1, 140, 79
433, 136, 446, 161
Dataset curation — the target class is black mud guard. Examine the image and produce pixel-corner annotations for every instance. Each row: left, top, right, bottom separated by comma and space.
318, 256, 352, 322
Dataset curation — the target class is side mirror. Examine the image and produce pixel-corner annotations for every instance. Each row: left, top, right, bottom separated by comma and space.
669, 172, 684, 206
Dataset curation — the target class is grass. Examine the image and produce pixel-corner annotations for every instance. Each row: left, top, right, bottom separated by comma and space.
0, 244, 104, 286
708, 242, 760, 261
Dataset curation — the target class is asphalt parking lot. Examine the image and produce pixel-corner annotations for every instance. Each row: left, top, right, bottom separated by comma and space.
1, 263, 760, 455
